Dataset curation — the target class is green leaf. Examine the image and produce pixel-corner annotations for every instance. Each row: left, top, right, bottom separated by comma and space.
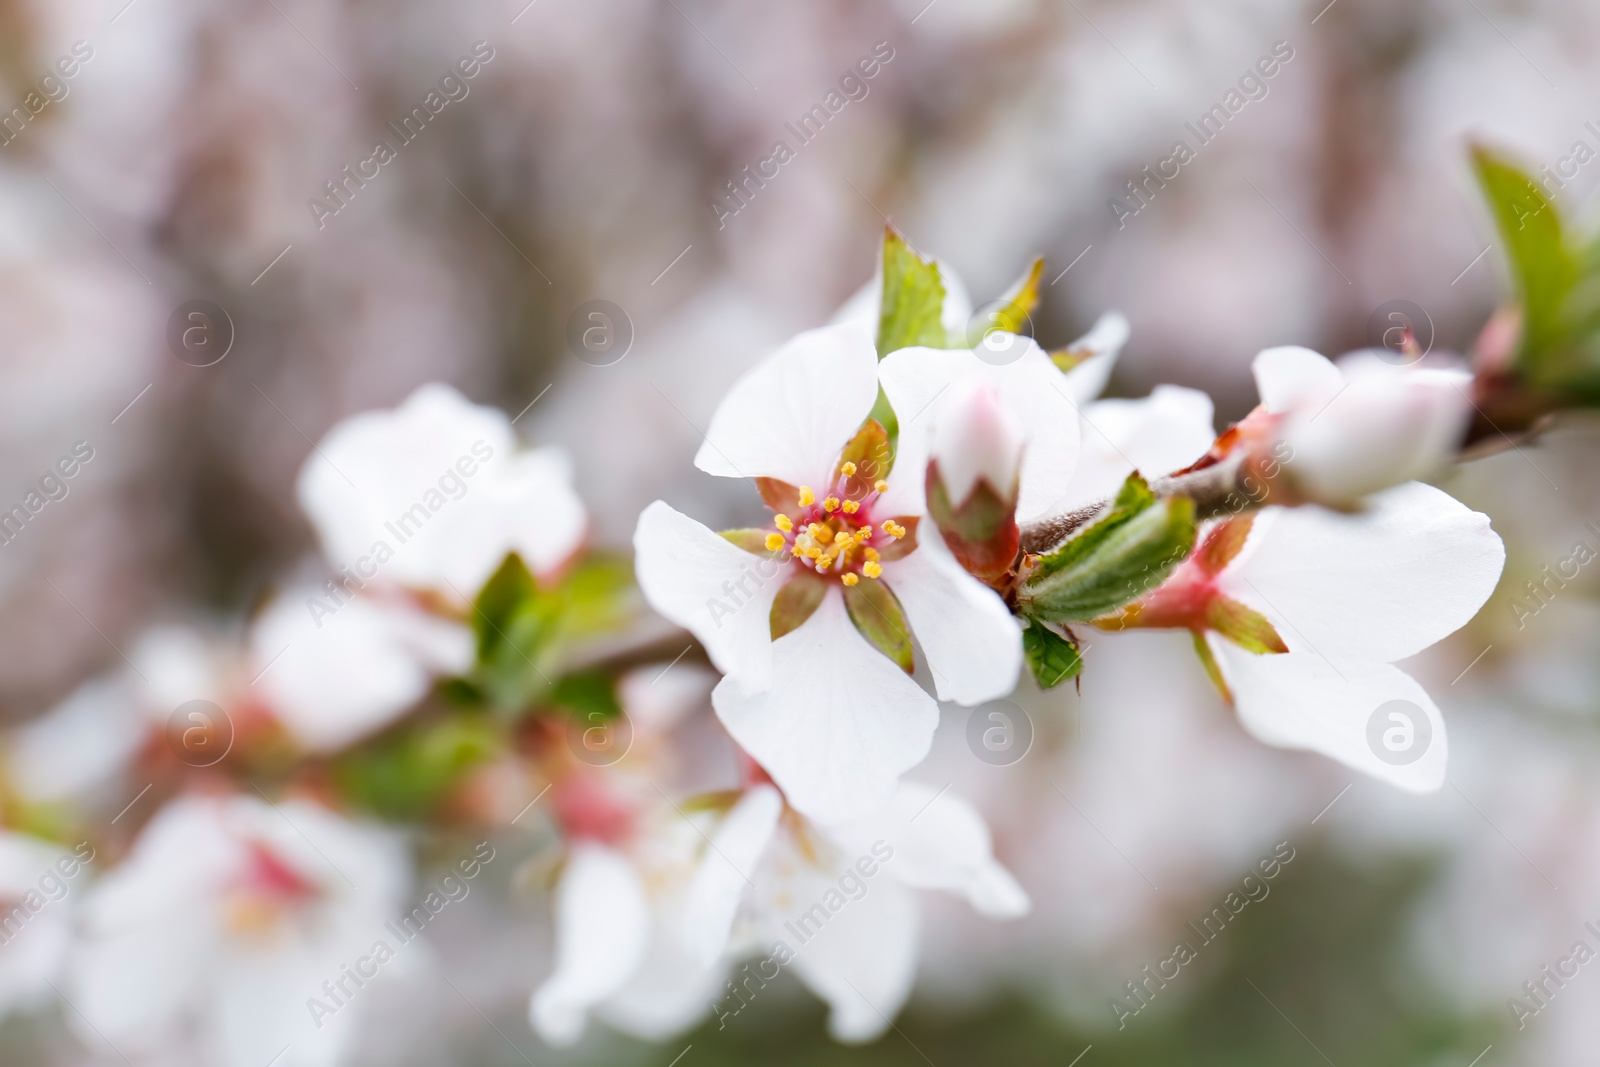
332, 715, 501, 821
1022, 621, 1082, 689
1017, 473, 1197, 624
472, 553, 539, 660
843, 579, 914, 673
877, 229, 949, 356
1470, 145, 1581, 382
771, 573, 828, 640
549, 668, 622, 721
965, 257, 1043, 346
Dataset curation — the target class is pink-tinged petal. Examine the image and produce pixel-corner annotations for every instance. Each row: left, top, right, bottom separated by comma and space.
634, 501, 781, 690
1057, 310, 1130, 404
531, 843, 651, 1047
695, 323, 880, 485
713, 594, 938, 826
836, 781, 1029, 919
1213, 641, 1448, 792
1060, 385, 1216, 512
783, 872, 920, 1043
682, 785, 782, 965
436, 446, 589, 591
878, 341, 1081, 523
881, 531, 1021, 706
1223, 482, 1504, 663
1251, 346, 1343, 414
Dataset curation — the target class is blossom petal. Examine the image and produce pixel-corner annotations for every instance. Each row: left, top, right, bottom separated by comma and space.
1059, 385, 1216, 511
784, 873, 920, 1043
531, 843, 651, 1047
634, 501, 781, 690
1213, 642, 1448, 792
1223, 482, 1504, 663
1252, 346, 1343, 414
881, 531, 1021, 706
682, 785, 783, 966
878, 341, 1081, 523
837, 781, 1029, 918
713, 593, 938, 826
433, 446, 589, 590
1057, 310, 1130, 404
695, 323, 880, 485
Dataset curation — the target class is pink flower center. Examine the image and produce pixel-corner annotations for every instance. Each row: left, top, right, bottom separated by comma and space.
226, 841, 321, 933
763, 468, 908, 588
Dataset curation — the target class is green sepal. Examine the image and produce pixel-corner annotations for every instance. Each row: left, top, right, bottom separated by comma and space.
843, 579, 914, 673
877, 228, 949, 357
1191, 631, 1231, 704
1016, 473, 1197, 624
771, 573, 827, 640
838, 418, 893, 499
331, 714, 501, 821
721, 528, 776, 554
1022, 620, 1082, 689
472, 552, 539, 661
1206, 596, 1288, 655
548, 668, 623, 722
965, 257, 1043, 346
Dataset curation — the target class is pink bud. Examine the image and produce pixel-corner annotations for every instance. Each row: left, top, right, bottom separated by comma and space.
930, 379, 1022, 508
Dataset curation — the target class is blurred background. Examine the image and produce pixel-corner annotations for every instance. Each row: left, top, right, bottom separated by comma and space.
3, 0, 1599, 1063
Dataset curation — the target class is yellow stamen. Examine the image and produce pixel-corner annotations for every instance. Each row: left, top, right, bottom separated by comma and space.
841, 573, 860, 587
790, 544, 805, 557
841, 500, 859, 514
853, 527, 872, 544
815, 555, 833, 572
862, 560, 883, 579
774, 514, 792, 532
864, 547, 880, 561
823, 496, 841, 513
882, 520, 905, 539
805, 546, 822, 560
808, 523, 827, 540
833, 530, 851, 545
874, 479, 889, 493
840, 461, 857, 476
798, 486, 815, 507
764, 533, 786, 552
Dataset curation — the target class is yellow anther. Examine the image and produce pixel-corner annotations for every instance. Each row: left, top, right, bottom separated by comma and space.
840, 461, 857, 476
808, 523, 826, 539
790, 544, 805, 557
882, 520, 905, 539
805, 545, 822, 560
823, 496, 841, 513
874, 479, 889, 493
833, 530, 851, 545
798, 486, 815, 507
862, 560, 883, 579
853, 527, 872, 543
864, 547, 880, 562
841, 572, 860, 587
815, 555, 833, 572
764, 533, 786, 552
774, 514, 793, 532
841, 500, 860, 514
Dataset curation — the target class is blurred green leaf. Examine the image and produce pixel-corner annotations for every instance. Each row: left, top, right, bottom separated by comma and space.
332, 714, 500, 821
1022, 620, 1081, 689
548, 668, 622, 721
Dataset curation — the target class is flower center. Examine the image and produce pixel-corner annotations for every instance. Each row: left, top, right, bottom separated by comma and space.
762, 465, 906, 587
225, 840, 321, 933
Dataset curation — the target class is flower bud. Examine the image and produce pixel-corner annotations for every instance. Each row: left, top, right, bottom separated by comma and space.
925, 380, 1022, 580
1277, 358, 1470, 505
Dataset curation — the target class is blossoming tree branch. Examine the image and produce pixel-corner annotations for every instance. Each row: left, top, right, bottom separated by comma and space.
0, 145, 1592, 1065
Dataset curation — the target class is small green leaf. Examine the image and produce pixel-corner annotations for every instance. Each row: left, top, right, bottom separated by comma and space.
332, 715, 501, 821
721, 528, 777, 554
1017, 473, 1197, 624
1192, 632, 1231, 704
472, 553, 538, 660
966, 257, 1043, 346
843, 579, 914, 673
771, 573, 828, 640
549, 669, 622, 721
1470, 145, 1580, 382
1022, 621, 1081, 689
1205, 596, 1288, 655
877, 228, 949, 356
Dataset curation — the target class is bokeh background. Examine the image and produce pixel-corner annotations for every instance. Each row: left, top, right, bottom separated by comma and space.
3, 0, 1600, 1063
